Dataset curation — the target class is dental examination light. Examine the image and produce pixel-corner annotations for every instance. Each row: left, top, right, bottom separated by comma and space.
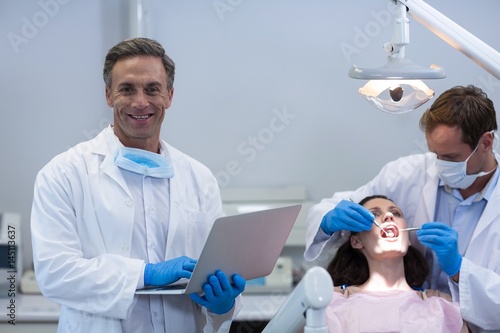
262, 266, 333, 333
349, 0, 500, 114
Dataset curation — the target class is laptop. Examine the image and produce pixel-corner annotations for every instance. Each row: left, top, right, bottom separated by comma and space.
135, 204, 302, 295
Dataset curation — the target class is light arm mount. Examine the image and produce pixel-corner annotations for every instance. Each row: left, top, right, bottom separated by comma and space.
401, 0, 500, 79
349, 0, 445, 80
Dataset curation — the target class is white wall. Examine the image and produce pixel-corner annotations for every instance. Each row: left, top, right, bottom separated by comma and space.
1, 0, 499, 271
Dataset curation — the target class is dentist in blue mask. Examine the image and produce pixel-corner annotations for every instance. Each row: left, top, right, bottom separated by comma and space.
31, 37, 245, 333
305, 85, 500, 333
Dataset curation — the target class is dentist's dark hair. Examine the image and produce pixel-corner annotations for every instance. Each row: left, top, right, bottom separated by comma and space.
419, 85, 497, 150
326, 195, 429, 288
103, 37, 175, 91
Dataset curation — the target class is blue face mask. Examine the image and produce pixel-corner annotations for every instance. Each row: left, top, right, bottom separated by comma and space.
114, 146, 174, 178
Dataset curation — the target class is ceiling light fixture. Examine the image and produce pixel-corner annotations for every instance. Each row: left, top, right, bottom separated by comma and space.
349, 0, 500, 114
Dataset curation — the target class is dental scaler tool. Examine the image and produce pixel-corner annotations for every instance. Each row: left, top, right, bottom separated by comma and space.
373, 220, 388, 236
348, 198, 388, 236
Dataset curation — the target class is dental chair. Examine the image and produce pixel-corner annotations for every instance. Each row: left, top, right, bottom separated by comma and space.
262, 266, 333, 333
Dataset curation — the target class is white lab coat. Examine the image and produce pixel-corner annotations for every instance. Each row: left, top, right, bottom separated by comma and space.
305, 152, 500, 333
31, 126, 241, 333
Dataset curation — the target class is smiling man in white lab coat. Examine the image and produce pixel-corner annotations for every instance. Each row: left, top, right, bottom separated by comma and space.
305, 85, 500, 333
31, 37, 245, 333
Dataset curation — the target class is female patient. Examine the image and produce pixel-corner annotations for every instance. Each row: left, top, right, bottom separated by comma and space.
325, 195, 468, 333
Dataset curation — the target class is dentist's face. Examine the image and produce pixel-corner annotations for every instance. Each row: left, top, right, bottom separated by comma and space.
351, 198, 410, 260
106, 56, 173, 152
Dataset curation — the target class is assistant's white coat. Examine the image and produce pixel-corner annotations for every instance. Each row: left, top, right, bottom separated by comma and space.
31, 126, 240, 333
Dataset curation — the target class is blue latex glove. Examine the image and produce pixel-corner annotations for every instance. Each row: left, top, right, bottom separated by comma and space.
320, 199, 374, 235
144, 256, 197, 286
417, 222, 463, 277
190, 270, 246, 315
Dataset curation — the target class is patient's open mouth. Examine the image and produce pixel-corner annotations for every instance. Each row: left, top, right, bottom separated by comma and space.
381, 225, 399, 238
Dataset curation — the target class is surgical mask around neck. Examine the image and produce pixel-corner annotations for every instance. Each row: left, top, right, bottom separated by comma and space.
114, 146, 174, 178
435, 142, 493, 189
